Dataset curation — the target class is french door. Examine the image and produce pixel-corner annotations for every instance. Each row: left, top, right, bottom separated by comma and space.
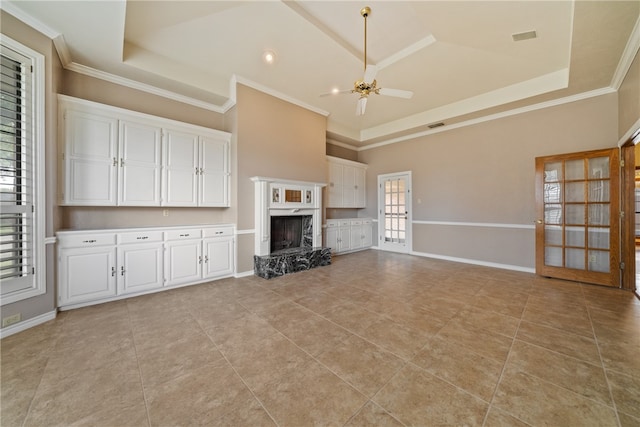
535, 148, 620, 287
378, 172, 411, 254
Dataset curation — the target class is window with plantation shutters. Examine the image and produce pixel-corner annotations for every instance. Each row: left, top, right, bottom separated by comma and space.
1, 36, 45, 305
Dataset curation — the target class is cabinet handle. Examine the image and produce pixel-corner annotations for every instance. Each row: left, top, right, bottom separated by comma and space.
121, 266, 125, 276
82, 239, 97, 244
195, 167, 199, 175
136, 236, 148, 240
204, 255, 209, 263
112, 157, 117, 167
120, 158, 124, 167
111, 266, 116, 277
200, 167, 204, 174
179, 233, 190, 237
199, 256, 202, 264
215, 231, 223, 235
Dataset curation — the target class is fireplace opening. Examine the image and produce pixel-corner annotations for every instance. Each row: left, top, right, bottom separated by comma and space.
270, 215, 313, 254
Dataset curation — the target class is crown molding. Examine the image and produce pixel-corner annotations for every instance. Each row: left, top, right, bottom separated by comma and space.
611, 14, 640, 90
326, 138, 360, 151
358, 86, 616, 151
1, 1, 59, 38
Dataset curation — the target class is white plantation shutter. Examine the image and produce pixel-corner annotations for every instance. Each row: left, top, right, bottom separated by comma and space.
0, 37, 45, 304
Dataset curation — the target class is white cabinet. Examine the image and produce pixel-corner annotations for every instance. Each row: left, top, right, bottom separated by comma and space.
59, 95, 230, 207
58, 233, 117, 306
325, 218, 372, 254
57, 225, 235, 310
116, 231, 164, 294
326, 156, 367, 208
162, 129, 230, 207
164, 227, 234, 286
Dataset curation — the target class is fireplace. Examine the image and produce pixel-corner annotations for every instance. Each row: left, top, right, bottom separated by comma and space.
251, 177, 331, 279
270, 215, 312, 254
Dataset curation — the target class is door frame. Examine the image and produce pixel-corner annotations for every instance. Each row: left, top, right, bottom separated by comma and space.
377, 171, 412, 254
620, 127, 640, 292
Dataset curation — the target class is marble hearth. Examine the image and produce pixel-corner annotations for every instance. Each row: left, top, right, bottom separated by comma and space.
251, 177, 330, 279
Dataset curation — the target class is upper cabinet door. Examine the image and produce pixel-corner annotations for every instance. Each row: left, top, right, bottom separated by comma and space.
199, 135, 229, 207
163, 128, 199, 206
118, 120, 162, 206
327, 162, 344, 208
63, 109, 118, 205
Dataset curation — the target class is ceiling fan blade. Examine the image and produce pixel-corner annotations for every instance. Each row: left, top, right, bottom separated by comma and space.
356, 97, 367, 116
378, 88, 414, 99
319, 89, 352, 97
363, 64, 378, 83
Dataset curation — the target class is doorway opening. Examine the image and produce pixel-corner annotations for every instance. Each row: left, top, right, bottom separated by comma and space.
378, 172, 412, 254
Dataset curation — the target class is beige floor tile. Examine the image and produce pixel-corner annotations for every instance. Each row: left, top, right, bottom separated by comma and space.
436, 318, 514, 363
373, 364, 488, 426
521, 303, 595, 338
280, 313, 352, 356
0, 356, 49, 427
411, 336, 505, 401
203, 311, 279, 351
252, 359, 368, 426
322, 301, 386, 335
65, 404, 149, 427
344, 401, 405, 427
492, 367, 618, 427
606, 369, 640, 419
145, 359, 257, 426
360, 318, 432, 360
293, 291, 342, 314
516, 320, 601, 364
618, 411, 640, 427
452, 306, 520, 338
316, 334, 405, 397
212, 397, 276, 427
598, 339, 640, 379
472, 294, 527, 318
255, 300, 315, 330
507, 340, 611, 404
483, 407, 530, 427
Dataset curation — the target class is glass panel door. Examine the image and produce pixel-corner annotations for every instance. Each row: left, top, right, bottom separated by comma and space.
536, 149, 619, 287
378, 172, 411, 254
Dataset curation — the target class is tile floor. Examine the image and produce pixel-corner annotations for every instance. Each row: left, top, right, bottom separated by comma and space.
2, 250, 640, 426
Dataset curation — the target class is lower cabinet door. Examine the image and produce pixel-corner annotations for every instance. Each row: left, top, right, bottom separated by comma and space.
325, 227, 339, 253
165, 240, 202, 286
118, 243, 164, 294
59, 246, 117, 306
350, 225, 363, 250
338, 227, 351, 252
203, 237, 234, 279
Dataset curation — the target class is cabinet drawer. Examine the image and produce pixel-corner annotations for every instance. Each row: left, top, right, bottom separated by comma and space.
202, 227, 233, 238
363, 219, 372, 225
351, 220, 363, 226
326, 220, 339, 228
339, 220, 351, 227
58, 233, 116, 248
165, 229, 202, 240
118, 231, 164, 244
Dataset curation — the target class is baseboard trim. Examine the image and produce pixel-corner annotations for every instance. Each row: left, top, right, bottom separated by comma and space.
410, 251, 535, 274
0, 310, 57, 339
235, 270, 255, 278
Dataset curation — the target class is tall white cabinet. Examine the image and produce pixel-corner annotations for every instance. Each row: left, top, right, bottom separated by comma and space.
326, 156, 367, 208
59, 95, 230, 207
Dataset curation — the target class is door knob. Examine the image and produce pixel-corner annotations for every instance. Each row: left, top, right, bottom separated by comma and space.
535, 220, 543, 224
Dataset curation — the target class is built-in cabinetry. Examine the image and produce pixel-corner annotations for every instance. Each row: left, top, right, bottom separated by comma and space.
57, 225, 234, 310
59, 95, 230, 207
326, 156, 367, 208
325, 218, 373, 254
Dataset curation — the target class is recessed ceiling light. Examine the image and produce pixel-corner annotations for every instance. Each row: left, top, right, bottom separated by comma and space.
331, 87, 340, 95
512, 30, 537, 42
262, 50, 276, 64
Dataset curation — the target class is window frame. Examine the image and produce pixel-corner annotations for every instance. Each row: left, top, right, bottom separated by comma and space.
1, 35, 46, 305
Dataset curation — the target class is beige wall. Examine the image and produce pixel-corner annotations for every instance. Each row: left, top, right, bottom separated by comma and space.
1, 10, 60, 326
618, 49, 640, 139
326, 143, 358, 161
359, 93, 619, 269
235, 84, 327, 272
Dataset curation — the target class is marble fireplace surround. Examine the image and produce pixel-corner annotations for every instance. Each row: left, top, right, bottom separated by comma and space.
251, 177, 330, 278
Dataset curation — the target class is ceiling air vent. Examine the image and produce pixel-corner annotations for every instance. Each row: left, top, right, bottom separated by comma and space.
428, 122, 445, 129
512, 30, 537, 42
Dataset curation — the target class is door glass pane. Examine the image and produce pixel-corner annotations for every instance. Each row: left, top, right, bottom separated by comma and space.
544, 182, 562, 203
565, 248, 585, 269
545, 226, 562, 245
545, 204, 562, 224
544, 162, 562, 181
565, 160, 584, 180
565, 182, 585, 202
588, 228, 609, 249
588, 204, 609, 225
588, 250, 609, 272
383, 178, 406, 244
566, 205, 585, 224
545, 246, 562, 267
588, 157, 609, 179
588, 181, 609, 202
565, 226, 585, 247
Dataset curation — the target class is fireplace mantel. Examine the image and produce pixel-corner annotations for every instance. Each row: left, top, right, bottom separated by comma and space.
251, 177, 326, 257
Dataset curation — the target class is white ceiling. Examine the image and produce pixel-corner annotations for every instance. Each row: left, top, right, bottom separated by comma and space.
4, 1, 640, 148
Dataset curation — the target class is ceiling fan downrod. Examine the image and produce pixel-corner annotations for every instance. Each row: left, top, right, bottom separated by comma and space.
361, 7, 371, 73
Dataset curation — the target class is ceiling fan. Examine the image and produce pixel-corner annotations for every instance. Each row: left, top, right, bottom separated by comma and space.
322, 6, 414, 116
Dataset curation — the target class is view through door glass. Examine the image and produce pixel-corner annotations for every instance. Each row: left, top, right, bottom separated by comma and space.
535, 148, 619, 287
